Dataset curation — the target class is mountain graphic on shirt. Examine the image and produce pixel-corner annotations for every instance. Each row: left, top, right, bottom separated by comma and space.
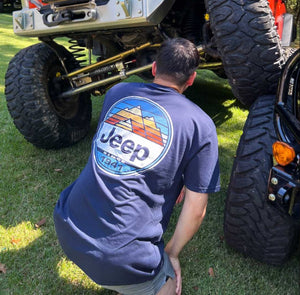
105, 106, 164, 146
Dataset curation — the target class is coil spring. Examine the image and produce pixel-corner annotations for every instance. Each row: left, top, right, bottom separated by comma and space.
91, 64, 117, 77
180, 1, 205, 44
68, 39, 87, 66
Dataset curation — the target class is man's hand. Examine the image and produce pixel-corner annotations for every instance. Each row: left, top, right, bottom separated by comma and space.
166, 253, 182, 295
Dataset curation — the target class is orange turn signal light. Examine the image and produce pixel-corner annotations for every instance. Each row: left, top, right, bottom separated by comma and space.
272, 141, 296, 166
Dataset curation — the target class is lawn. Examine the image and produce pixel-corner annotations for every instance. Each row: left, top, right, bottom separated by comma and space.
0, 12, 299, 295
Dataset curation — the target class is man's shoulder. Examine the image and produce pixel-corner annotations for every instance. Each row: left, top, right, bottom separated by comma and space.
180, 97, 213, 123
110, 82, 144, 92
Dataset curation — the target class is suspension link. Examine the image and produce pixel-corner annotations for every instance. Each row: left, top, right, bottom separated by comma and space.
64, 42, 153, 79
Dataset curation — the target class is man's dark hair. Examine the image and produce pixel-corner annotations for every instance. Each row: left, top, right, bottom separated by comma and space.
155, 38, 200, 86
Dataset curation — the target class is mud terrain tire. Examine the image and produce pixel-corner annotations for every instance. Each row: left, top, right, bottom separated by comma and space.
5, 43, 92, 149
224, 95, 299, 265
206, 0, 286, 107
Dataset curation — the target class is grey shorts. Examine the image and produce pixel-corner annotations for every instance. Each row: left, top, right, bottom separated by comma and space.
101, 252, 175, 295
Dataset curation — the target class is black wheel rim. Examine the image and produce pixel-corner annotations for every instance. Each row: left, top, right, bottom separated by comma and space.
47, 64, 80, 120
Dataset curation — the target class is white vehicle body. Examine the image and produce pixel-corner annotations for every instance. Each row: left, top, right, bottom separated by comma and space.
14, 0, 175, 36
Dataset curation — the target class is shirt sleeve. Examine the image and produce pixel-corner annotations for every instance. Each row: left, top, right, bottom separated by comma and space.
183, 128, 220, 194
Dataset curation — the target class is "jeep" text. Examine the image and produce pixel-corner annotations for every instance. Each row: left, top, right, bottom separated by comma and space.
100, 127, 149, 162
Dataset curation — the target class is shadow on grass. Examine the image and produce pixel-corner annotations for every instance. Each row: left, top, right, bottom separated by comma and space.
0, 235, 114, 294
185, 70, 246, 127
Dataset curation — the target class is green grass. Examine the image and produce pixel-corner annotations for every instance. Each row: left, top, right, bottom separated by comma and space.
0, 12, 299, 295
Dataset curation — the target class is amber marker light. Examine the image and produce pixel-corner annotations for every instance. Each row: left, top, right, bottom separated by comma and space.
272, 141, 296, 166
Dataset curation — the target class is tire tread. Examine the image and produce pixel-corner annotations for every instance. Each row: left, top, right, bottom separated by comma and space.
224, 95, 299, 265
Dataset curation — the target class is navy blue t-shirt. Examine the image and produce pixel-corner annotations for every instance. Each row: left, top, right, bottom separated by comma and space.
54, 82, 220, 286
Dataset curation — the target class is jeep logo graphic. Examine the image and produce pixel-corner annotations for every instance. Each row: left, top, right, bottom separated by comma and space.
94, 97, 173, 175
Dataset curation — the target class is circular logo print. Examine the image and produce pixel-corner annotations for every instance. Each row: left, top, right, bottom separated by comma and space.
93, 96, 173, 175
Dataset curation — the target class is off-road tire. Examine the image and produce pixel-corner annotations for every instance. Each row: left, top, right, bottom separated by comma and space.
224, 95, 299, 265
206, 0, 286, 107
5, 43, 92, 149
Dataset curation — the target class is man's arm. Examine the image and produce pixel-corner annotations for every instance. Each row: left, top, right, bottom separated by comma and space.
165, 188, 208, 295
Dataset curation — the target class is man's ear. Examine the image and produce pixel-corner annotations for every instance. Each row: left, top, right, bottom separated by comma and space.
186, 71, 197, 86
152, 61, 157, 77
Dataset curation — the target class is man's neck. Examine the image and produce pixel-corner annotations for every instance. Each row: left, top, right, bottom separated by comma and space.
153, 77, 186, 94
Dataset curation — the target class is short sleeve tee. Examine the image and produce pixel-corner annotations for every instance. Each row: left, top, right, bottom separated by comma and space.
53, 82, 220, 286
